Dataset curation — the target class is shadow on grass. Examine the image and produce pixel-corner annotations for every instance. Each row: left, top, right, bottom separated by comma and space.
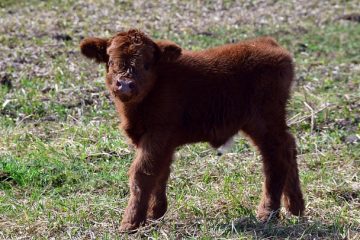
223, 216, 359, 239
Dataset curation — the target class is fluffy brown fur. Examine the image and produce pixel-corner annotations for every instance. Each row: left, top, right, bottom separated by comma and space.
80, 29, 305, 232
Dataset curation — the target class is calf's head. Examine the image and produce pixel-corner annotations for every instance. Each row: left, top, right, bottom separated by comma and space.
80, 29, 182, 103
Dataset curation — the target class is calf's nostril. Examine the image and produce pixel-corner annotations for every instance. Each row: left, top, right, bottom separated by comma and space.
128, 82, 135, 90
116, 80, 122, 87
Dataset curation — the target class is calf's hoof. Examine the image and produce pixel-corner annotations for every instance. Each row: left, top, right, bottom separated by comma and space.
147, 209, 167, 220
147, 203, 167, 220
256, 206, 279, 223
283, 196, 305, 217
119, 221, 141, 233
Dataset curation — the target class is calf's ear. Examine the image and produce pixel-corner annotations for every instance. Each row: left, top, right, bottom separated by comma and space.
155, 40, 182, 61
80, 37, 109, 63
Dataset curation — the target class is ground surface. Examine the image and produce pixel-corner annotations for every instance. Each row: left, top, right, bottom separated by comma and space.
0, 0, 359, 239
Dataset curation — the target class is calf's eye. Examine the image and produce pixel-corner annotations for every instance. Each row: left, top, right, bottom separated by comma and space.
130, 66, 135, 73
108, 60, 114, 66
144, 63, 149, 70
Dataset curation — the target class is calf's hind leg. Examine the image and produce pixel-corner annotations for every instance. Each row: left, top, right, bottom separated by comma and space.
282, 133, 305, 216
243, 124, 297, 222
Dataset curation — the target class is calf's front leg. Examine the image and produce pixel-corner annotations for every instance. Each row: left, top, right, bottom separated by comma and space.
147, 167, 171, 220
119, 134, 174, 232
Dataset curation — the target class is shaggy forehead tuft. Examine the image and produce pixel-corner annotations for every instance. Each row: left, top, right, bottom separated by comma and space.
107, 30, 151, 56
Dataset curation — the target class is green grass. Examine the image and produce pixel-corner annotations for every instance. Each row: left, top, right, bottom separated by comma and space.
1, 0, 359, 239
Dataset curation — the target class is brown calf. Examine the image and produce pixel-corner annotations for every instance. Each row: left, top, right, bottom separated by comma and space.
80, 29, 304, 231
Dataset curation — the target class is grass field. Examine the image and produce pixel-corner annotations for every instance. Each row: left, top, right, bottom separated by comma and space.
0, 0, 359, 239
